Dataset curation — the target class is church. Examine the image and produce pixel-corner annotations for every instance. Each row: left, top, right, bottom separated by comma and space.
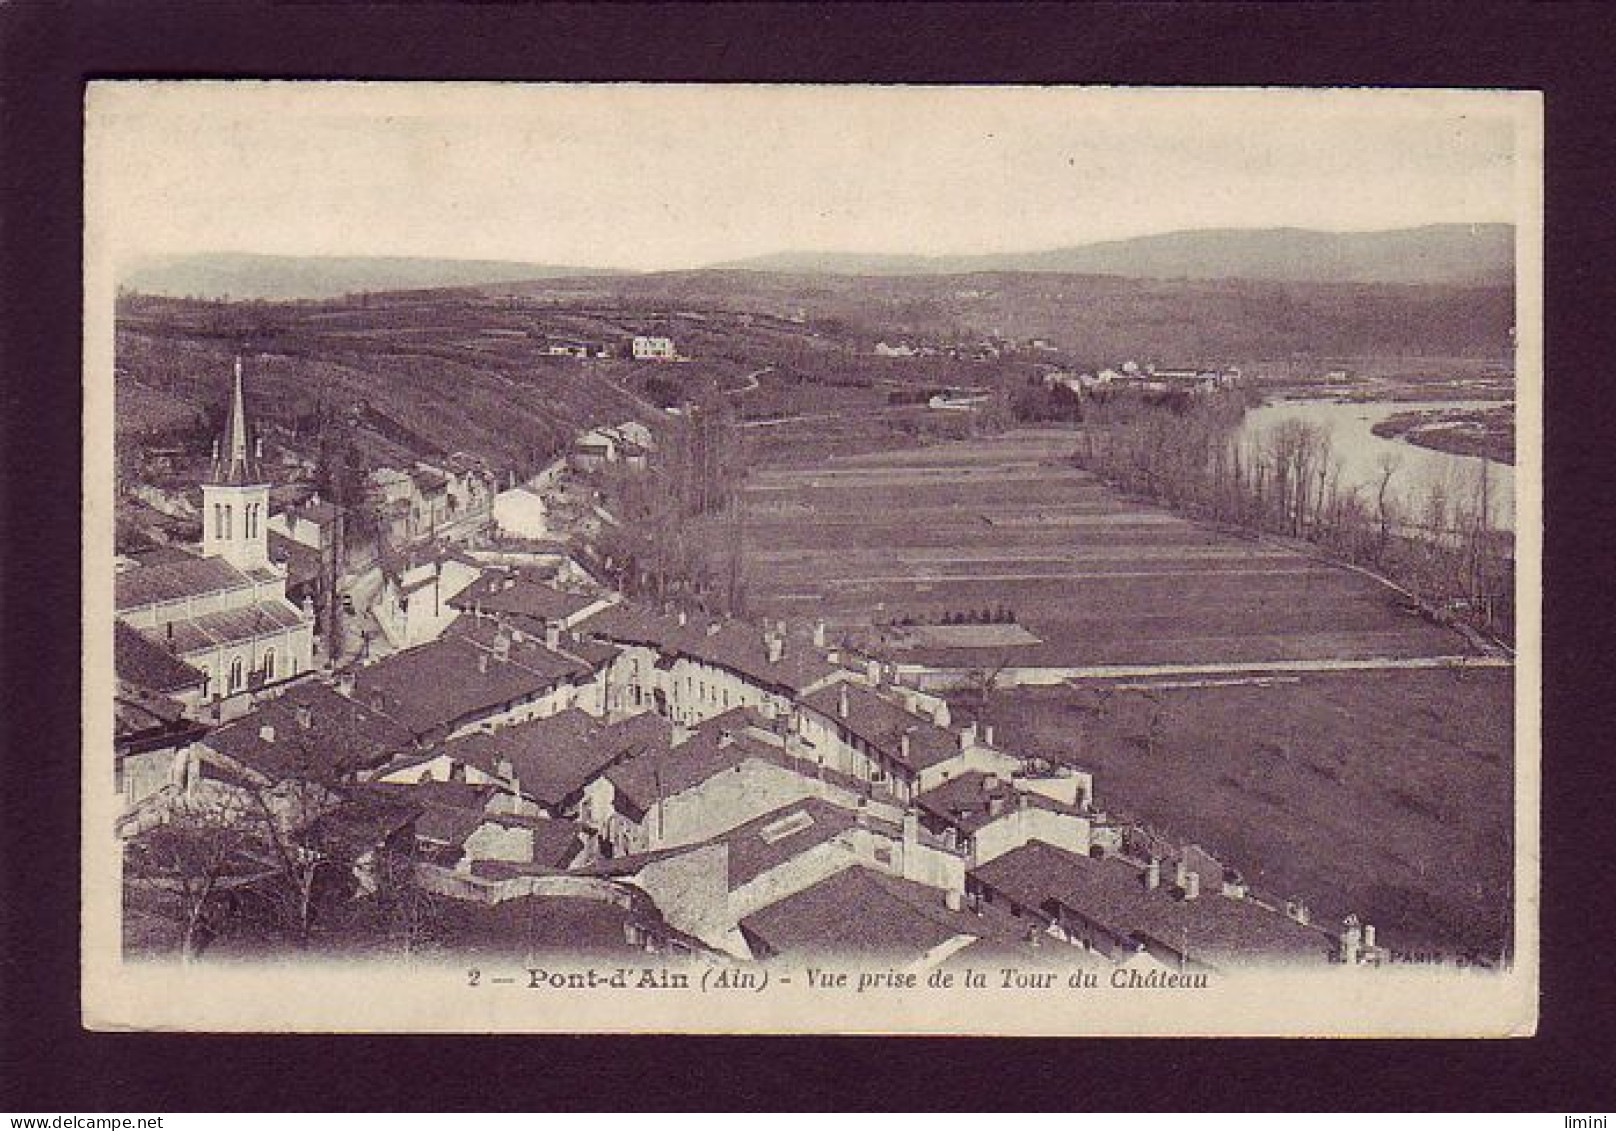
115, 357, 317, 720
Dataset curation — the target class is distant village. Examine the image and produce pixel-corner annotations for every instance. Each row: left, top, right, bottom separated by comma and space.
115, 355, 1383, 972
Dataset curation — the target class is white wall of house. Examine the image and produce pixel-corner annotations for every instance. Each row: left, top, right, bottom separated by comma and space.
374, 558, 481, 650
970, 807, 1091, 868
915, 742, 1021, 793
460, 821, 534, 870
492, 488, 549, 541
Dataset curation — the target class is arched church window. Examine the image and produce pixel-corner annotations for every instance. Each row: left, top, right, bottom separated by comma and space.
229, 656, 244, 693
262, 648, 275, 681
215, 504, 226, 539
224, 505, 233, 539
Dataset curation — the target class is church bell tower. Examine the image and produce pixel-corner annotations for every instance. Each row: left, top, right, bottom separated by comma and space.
200, 355, 271, 569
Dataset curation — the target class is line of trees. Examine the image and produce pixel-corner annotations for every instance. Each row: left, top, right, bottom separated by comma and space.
1078, 392, 1513, 641
593, 400, 752, 618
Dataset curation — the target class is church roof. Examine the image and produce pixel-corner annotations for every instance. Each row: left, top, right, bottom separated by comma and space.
115, 554, 257, 611
208, 356, 264, 487
164, 598, 309, 655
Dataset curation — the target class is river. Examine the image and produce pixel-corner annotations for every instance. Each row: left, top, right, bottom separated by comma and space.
1235, 398, 1515, 532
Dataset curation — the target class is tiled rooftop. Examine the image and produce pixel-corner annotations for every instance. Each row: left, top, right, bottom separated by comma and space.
202, 679, 417, 784
970, 840, 1334, 968
115, 554, 257, 611
800, 681, 960, 772
115, 620, 207, 694
352, 620, 589, 737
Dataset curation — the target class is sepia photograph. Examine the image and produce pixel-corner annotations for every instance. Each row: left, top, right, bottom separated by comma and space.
82, 82, 1540, 1035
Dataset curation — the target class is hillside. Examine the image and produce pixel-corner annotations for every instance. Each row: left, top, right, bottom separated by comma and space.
495, 269, 1515, 363
114, 269, 1513, 484
122, 253, 621, 301
714, 224, 1514, 287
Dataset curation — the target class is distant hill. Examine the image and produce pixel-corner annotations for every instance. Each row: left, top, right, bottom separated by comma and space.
713, 224, 1515, 287
121, 253, 623, 300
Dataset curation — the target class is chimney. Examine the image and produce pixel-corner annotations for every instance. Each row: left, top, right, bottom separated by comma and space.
944, 888, 963, 912
838, 683, 850, 720
258, 724, 276, 744
983, 723, 995, 747
545, 622, 562, 650
932, 699, 951, 729
707, 622, 722, 637
1363, 924, 1376, 950
902, 811, 919, 844
492, 629, 511, 662
1144, 859, 1161, 890
677, 610, 688, 627
336, 670, 356, 697
1174, 859, 1190, 891
255, 436, 264, 460
812, 619, 827, 648
767, 633, 784, 664
295, 703, 313, 730
865, 658, 881, 686
496, 757, 514, 781
478, 651, 490, 674
987, 794, 1006, 818
960, 721, 977, 751
1183, 871, 1200, 901
899, 732, 911, 763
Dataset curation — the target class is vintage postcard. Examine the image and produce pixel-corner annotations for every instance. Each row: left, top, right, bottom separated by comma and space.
83, 82, 1540, 1035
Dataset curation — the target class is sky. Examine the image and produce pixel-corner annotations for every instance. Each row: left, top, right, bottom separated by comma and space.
87, 83, 1534, 272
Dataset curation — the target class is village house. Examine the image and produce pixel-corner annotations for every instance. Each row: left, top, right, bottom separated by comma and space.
967, 839, 1338, 971
349, 618, 605, 745
114, 679, 211, 836
372, 547, 484, 650
569, 421, 656, 473
441, 453, 498, 534
792, 677, 963, 805
574, 606, 846, 726
266, 493, 339, 553
364, 779, 586, 874
585, 725, 827, 856
491, 485, 548, 540
367, 458, 491, 548
631, 335, 676, 361
189, 677, 418, 793
114, 359, 317, 720
585, 796, 966, 958
914, 769, 1092, 867
449, 570, 616, 638
737, 864, 1035, 965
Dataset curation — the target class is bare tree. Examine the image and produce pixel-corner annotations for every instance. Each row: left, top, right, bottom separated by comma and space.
125, 794, 256, 962
1373, 452, 1402, 564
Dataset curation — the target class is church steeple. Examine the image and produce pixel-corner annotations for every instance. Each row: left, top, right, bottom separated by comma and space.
201, 355, 271, 569
210, 355, 263, 487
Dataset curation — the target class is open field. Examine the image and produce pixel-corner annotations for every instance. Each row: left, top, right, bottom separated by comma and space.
738, 429, 1478, 669
980, 667, 1514, 958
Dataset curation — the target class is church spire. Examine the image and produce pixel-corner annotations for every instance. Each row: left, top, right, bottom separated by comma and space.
210, 354, 261, 485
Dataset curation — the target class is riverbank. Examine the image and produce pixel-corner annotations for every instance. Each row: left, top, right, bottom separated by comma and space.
1370, 404, 1515, 465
